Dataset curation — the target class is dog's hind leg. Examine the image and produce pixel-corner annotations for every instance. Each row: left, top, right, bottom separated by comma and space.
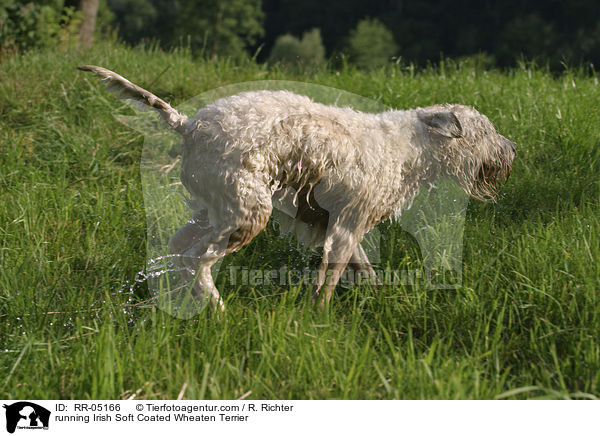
167, 210, 223, 308
172, 223, 241, 312
169, 187, 273, 311
168, 215, 226, 312
168, 210, 212, 256
184, 243, 226, 312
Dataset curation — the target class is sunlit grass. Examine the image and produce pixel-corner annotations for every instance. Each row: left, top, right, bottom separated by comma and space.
0, 42, 598, 399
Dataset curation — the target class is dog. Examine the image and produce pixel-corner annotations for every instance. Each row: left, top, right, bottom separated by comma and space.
79, 65, 516, 311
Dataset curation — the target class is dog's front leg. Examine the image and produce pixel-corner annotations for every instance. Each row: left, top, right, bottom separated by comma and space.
312, 225, 358, 310
348, 243, 377, 284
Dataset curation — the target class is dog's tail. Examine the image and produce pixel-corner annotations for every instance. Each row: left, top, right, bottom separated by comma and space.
77, 65, 189, 134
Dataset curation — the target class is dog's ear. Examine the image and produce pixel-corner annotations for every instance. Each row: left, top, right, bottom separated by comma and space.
418, 111, 463, 138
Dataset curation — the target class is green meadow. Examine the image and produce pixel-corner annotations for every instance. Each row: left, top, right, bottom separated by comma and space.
1, 42, 598, 399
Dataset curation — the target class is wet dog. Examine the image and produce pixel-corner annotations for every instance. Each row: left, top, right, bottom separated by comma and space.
79, 65, 515, 310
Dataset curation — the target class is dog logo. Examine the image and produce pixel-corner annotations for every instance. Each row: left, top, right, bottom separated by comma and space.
2, 402, 50, 434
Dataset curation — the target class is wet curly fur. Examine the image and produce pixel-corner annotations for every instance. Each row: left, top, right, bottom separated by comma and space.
79, 65, 516, 310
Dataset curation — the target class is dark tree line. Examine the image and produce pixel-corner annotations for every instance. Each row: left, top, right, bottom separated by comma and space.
262, 0, 600, 67
2, 0, 600, 68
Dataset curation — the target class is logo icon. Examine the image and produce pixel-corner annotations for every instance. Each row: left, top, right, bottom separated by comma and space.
3, 402, 50, 434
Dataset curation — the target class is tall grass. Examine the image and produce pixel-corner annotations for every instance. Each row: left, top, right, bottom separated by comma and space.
0, 42, 598, 399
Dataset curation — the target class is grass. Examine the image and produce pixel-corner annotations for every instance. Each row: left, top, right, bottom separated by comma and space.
0, 41, 599, 399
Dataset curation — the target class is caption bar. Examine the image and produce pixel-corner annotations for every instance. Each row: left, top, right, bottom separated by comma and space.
0, 400, 597, 435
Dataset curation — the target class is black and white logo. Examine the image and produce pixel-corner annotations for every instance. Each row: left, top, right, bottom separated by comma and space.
3, 402, 50, 434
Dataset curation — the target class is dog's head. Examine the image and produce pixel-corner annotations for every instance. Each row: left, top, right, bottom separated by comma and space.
417, 105, 516, 201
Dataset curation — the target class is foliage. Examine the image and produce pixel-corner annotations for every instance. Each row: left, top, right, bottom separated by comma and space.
106, 0, 264, 58
572, 20, 600, 66
0, 0, 82, 57
345, 18, 397, 69
456, 53, 497, 71
3, 0, 600, 69
268, 28, 326, 69
104, 0, 157, 43
178, 0, 264, 58
497, 14, 556, 67
94, 0, 116, 38
263, 0, 600, 69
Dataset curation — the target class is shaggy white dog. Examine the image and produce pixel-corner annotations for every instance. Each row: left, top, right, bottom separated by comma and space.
79, 65, 516, 310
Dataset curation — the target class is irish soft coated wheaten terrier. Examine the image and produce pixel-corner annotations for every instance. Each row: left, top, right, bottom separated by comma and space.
79, 65, 516, 311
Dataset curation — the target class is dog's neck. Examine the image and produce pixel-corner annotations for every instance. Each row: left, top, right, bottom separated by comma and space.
373, 110, 456, 221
